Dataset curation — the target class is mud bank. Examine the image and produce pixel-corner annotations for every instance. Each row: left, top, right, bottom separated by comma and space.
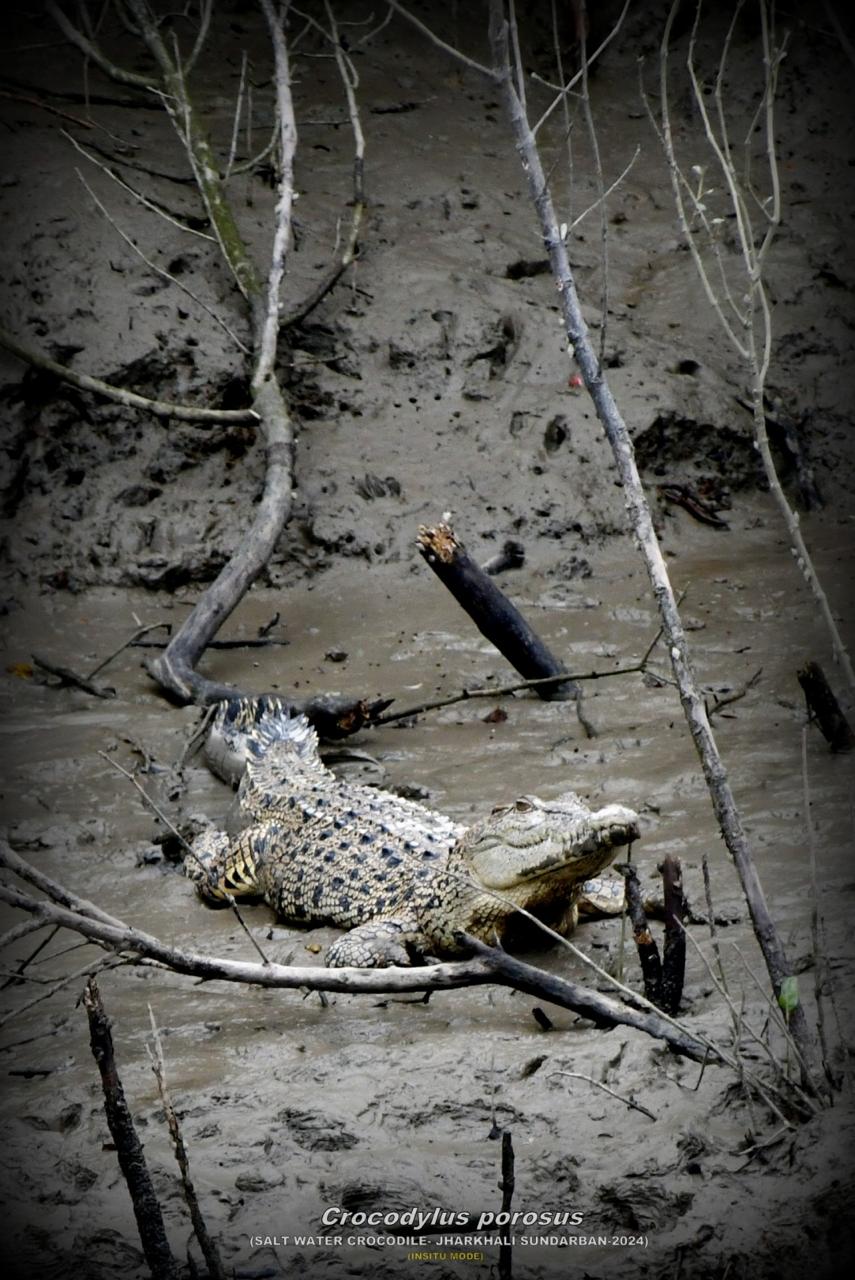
1, 3, 854, 1278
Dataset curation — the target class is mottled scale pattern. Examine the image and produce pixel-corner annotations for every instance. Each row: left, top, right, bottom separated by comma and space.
189, 698, 640, 967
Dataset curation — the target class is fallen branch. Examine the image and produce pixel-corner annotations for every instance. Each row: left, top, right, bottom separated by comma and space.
707, 667, 763, 718
0, 325, 258, 424
375, 665, 645, 726
84, 978, 180, 1280
0, 871, 711, 1062
32, 653, 116, 700
87, 622, 172, 680
0, 86, 94, 128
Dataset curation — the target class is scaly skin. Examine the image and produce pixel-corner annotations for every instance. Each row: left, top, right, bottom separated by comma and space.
188, 699, 640, 967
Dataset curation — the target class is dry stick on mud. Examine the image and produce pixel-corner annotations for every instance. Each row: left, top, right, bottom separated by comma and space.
31, 652, 116, 700
651, 1, 854, 694
550, 1070, 657, 1123
384, 0, 820, 1088
376, 594, 682, 724
84, 978, 180, 1280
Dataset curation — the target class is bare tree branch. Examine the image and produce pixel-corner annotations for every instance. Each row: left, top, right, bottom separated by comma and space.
481, 0, 820, 1085
0, 325, 258, 423
0, 868, 710, 1062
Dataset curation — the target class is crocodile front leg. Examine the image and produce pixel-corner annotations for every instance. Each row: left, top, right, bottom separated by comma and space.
186, 828, 262, 902
325, 917, 435, 968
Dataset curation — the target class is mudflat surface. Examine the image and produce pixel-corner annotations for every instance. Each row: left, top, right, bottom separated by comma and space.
1, 3, 854, 1279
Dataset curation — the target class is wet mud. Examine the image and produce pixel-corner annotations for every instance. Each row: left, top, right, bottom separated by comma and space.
1, 3, 854, 1279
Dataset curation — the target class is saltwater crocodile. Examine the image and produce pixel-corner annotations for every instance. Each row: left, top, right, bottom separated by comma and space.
187, 697, 640, 967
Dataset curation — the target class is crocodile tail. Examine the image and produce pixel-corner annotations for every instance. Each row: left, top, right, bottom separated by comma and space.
205, 696, 321, 786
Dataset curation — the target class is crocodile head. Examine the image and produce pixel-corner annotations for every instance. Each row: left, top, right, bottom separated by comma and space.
458, 791, 639, 898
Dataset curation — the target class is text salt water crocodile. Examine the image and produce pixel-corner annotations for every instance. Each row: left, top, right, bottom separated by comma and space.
187, 698, 640, 967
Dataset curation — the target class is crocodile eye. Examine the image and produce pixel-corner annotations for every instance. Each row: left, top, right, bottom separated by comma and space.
514, 798, 534, 813
491, 802, 511, 815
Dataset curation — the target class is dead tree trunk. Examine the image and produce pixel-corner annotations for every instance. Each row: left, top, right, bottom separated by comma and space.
417, 520, 575, 700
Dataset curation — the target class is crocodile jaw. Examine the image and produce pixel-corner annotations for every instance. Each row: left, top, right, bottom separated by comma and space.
462, 792, 639, 892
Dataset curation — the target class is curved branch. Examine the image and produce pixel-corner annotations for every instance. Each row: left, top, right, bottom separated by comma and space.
147, 380, 293, 702
280, 0, 366, 330
0, 325, 258, 423
47, 0, 158, 90
0, 873, 710, 1062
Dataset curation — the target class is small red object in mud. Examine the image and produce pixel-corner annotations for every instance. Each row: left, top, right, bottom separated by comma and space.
568, 374, 583, 388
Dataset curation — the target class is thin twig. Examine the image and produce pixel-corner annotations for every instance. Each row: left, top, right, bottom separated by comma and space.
47, 0, 156, 89
0, 923, 61, 992
373, 665, 645, 725
75, 167, 251, 354
279, 0, 366, 329
185, 0, 213, 75
223, 49, 249, 181
96, 752, 271, 967
383, 0, 495, 79
677, 923, 804, 1125
374, 600, 681, 725
707, 668, 763, 718
87, 622, 171, 680
62, 129, 216, 240
530, 0, 631, 135
551, 1070, 657, 1121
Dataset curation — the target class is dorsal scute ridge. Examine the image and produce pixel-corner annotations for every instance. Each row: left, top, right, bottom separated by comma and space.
205, 696, 322, 786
